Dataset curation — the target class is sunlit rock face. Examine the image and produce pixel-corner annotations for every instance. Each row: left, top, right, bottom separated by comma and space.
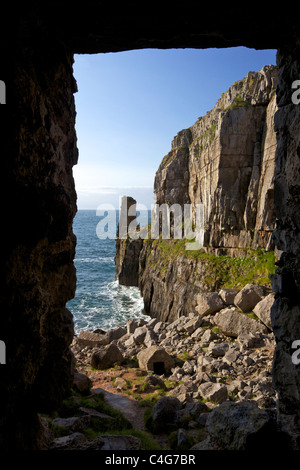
154, 65, 278, 256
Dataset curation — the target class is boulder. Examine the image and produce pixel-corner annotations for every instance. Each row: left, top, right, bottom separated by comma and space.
126, 319, 138, 334
234, 283, 264, 312
237, 332, 265, 349
106, 326, 127, 342
198, 382, 228, 404
195, 293, 224, 317
91, 344, 124, 370
219, 288, 240, 305
77, 330, 109, 348
50, 433, 88, 450
100, 435, 141, 450
207, 342, 229, 357
73, 371, 92, 394
150, 397, 182, 433
201, 401, 273, 450
223, 347, 240, 365
133, 325, 148, 344
253, 293, 274, 330
52, 416, 88, 433
144, 374, 167, 390
137, 345, 175, 375
214, 307, 268, 338
183, 316, 203, 334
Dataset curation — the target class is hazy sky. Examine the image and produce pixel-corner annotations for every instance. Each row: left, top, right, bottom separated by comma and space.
73, 47, 277, 210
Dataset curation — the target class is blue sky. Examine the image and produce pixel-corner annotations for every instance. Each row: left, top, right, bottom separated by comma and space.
73, 47, 277, 210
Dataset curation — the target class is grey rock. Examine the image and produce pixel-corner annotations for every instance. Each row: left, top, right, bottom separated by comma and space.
223, 347, 240, 365
234, 283, 265, 312
196, 293, 224, 317
151, 397, 182, 430
133, 325, 148, 344
90, 343, 124, 370
237, 332, 265, 348
207, 342, 229, 357
214, 307, 268, 338
106, 326, 127, 342
144, 374, 167, 390
219, 288, 240, 305
73, 371, 92, 394
77, 330, 109, 348
127, 319, 138, 334
137, 345, 175, 375
253, 293, 274, 330
198, 382, 228, 404
203, 401, 273, 450
50, 433, 87, 450
52, 416, 88, 433
100, 435, 141, 450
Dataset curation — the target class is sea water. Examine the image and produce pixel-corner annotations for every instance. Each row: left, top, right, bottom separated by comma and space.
67, 210, 149, 334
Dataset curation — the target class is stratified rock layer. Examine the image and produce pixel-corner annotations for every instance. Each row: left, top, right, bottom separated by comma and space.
155, 65, 278, 256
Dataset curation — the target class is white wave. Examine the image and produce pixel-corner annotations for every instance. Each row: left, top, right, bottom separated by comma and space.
75, 256, 114, 264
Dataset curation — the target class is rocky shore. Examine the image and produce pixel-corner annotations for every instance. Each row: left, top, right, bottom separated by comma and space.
42, 283, 282, 450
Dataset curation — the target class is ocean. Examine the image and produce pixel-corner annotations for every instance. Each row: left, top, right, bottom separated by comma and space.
67, 210, 150, 334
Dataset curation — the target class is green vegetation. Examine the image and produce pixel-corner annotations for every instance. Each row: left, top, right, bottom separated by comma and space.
224, 94, 252, 110
53, 392, 132, 431
44, 391, 164, 450
148, 238, 275, 290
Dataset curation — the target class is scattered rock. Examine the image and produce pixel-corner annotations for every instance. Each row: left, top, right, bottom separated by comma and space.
73, 371, 92, 394
214, 307, 268, 337
234, 283, 264, 312
198, 382, 228, 404
106, 326, 127, 342
77, 330, 109, 348
197, 401, 274, 450
91, 343, 124, 370
219, 288, 240, 305
133, 325, 148, 344
70, 285, 277, 450
100, 435, 141, 450
196, 293, 224, 317
50, 432, 88, 450
253, 293, 274, 330
137, 345, 175, 375
150, 397, 182, 433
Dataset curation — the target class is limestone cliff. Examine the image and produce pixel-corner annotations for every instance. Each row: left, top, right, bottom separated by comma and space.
155, 65, 278, 255
116, 66, 278, 322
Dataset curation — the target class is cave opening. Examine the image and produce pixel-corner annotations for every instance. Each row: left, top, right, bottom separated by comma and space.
153, 361, 166, 375
69, 46, 278, 334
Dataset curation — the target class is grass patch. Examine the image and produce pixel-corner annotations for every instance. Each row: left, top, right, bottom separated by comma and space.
148, 239, 275, 290
52, 392, 132, 433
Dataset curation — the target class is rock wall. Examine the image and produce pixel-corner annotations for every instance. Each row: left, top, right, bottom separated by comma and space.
0, 44, 78, 449
270, 46, 300, 448
154, 65, 278, 256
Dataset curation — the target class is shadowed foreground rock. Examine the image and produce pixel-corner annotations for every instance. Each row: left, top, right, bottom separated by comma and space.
192, 401, 292, 450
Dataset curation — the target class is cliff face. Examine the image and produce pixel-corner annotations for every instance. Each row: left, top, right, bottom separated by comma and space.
155, 65, 278, 256
116, 66, 278, 323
